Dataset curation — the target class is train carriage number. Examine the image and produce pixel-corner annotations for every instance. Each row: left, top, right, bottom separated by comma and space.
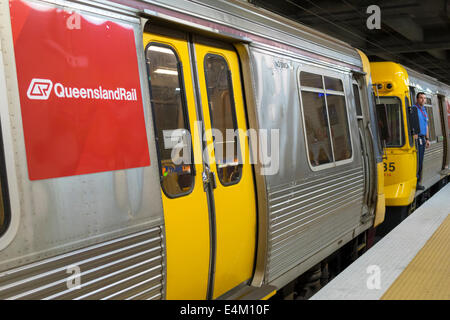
383, 162, 395, 172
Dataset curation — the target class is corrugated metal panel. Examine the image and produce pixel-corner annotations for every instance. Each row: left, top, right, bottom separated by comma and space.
423, 142, 444, 183
113, 0, 362, 68
0, 226, 164, 300
266, 167, 364, 282
424, 142, 443, 161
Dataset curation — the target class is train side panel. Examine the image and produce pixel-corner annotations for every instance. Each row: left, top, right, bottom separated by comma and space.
357, 49, 385, 227
0, 0, 166, 300
408, 69, 447, 189
0, 0, 390, 300
248, 46, 372, 287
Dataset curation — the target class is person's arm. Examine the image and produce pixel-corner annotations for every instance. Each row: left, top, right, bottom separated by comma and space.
426, 122, 430, 148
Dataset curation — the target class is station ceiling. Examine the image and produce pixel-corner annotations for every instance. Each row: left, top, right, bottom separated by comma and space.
249, 0, 450, 85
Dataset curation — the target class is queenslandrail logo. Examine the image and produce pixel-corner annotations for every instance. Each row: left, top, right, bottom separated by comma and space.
26, 78, 138, 101
27, 78, 53, 100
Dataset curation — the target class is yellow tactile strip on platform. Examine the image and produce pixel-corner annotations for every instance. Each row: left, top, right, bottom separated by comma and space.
381, 214, 450, 300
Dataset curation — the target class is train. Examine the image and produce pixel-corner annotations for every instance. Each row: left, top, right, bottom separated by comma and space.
0, 0, 448, 300
371, 62, 450, 234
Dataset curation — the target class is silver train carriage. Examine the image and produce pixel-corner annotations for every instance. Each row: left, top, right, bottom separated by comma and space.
0, 0, 385, 299
406, 67, 450, 191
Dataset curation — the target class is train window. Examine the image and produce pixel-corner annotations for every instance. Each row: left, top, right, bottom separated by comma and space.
376, 97, 404, 147
352, 84, 363, 116
423, 95, 436, 142
405, 97, 414, 148
301, 91, 334, 166
300, 72, 353, 168
425, 106, 437, 141
146, 43, 195, 197
324, 76, 344, 91
0, 126, 10, 238
300, 72, 323, 89
204, 54, 242, 186
409, 86, 416, 106
372, 91, 384, 155
327, 94, 352, 161
0, 179, 5, 236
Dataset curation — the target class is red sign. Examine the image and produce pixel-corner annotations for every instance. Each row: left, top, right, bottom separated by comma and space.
10, 0, 150, 180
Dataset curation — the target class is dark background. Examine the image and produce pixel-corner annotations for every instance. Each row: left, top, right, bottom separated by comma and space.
250, 0, 450, 85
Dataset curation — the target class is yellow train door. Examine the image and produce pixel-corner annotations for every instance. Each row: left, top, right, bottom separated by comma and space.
194, 37, 257, 299
144, 27, 257, 299
143, 28, 210, 299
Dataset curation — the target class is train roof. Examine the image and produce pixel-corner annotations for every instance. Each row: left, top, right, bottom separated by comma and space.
404, 65, 450, 97
109, 0, 363, 70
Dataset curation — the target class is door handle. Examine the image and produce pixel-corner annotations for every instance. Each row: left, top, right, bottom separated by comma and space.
210, 171, 217, 189
202, 169, 209, 191
358, 127, 366, 155
202, 167, 217, 190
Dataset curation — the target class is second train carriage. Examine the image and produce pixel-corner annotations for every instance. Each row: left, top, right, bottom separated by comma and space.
370, 61, 450, 232
0, 0, 388, 300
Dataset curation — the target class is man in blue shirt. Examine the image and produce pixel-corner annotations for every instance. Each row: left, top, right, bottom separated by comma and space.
413, 92, 430, 190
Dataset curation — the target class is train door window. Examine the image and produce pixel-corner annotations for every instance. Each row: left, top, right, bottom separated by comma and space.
425, 106, 437, 142
424, 95, 436, 142
326, 93, 352, 161
372, 91, 384, 154
409, 86, 416, 106
0, 128, 9, 238
0, 200, 3, 233
375, 97, 404, 147
353, 84, 363, 117
0, 180, 5, 237
324, 76, 352, 162
146, 43, 194, 197
301, 91, 334, 166
203, 53, 242, 186
405, 97, 414, 148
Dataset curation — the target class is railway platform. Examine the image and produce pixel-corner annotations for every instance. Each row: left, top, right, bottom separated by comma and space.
311, 183, 450, 300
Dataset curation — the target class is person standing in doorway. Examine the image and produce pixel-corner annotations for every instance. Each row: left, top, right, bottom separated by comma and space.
414, 92, 430, 190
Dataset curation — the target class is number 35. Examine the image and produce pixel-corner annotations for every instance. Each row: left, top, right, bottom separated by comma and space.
384, 162, 395, 172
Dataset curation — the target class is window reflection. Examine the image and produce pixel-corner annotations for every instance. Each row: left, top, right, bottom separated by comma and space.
204, 54, 242, 185
300, 72, 352, 167
147, 44, 194, 197
376, 97, 404, 147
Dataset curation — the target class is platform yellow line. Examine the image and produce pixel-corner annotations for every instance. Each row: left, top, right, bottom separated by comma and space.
381, 214, 450, 300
